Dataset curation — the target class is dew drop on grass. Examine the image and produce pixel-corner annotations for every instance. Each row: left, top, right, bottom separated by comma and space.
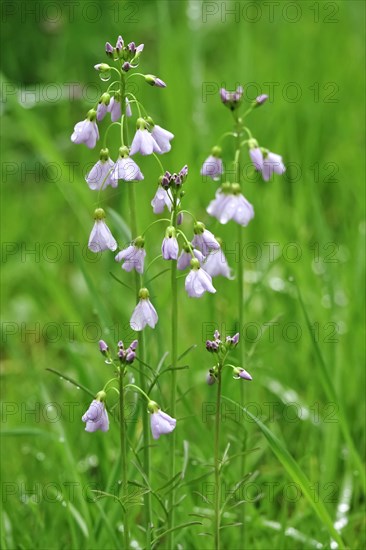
58, 436, 65, 443
36, 452, 45, 461
61, 501, 67, 508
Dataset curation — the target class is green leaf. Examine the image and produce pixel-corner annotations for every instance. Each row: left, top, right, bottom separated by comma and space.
223, 395, 346, 549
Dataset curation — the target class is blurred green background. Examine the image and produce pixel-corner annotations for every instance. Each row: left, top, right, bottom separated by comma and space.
1, 1, 365, 548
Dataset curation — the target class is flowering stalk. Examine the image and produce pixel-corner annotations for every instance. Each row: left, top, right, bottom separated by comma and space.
214, 358, 223, 550
118, 362, 130, 549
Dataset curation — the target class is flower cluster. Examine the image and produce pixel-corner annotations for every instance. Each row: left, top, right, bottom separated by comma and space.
205, 330, 252, 385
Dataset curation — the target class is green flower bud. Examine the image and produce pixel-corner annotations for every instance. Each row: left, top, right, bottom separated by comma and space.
139, 287, 150, 299
94, 208, 106, 220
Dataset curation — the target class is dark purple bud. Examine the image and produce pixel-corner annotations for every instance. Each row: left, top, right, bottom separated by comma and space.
214, 330, 220, 340
161, 171, 171, 190
155, 78, 167, 88
118, 348, 126, 361
99, 340, 108, 354
126, 351, 136, 363
105, 42, 114, 53
122, 62, 132, 72
232, 333, 240, 345
177, 212, 183, 225
128, 41, 136, 52
117, 340, 124, 348
116, 35, 124, 50
179, 165, 189, 179
255, 94, 268, 106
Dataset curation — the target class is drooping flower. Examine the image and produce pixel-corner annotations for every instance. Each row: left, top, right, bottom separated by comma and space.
130, 288, 158, 331
96, 92, 111, 121
88, 208, 117, 253
148, 401, 176, 440
201, 146, 223, 180
192, 222, 220, 256
151, 186, 173, 214
108, 94, 122, 122
220, 86, 243, 110
161, 226, 179, 260
145, 74, 167, 87
177, 244, 204, 271
115, 237, 146, 274
207, 183, 254, 226
206, 371, 216, 385
71, 109, 99, 149
185, 259, 216, 298
82, 394, 109, 432
233, 367, 252, 381
125, 97, 132, 117
249, 147, 264, 171
150, 124, 174, 153
203, 248, 234, 279
262, 151, 286, 181
130, 118, 161, 156
112, 146, 144, 182
86, 148, 116, 190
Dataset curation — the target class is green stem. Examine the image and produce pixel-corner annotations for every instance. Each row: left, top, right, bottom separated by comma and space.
119, 367, 130, 549
214, 364, 222, 550
121, 69, 152, 549
167, 194, 178, 549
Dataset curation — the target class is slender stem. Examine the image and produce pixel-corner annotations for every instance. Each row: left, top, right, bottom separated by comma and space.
214, 364, 222, 550
120, 70, 152, 549
167, 194, 178, 549
119, 367, 130, 549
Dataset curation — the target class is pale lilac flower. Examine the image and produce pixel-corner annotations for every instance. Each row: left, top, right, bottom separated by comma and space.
234, 368, 252, 381
115, 243, 146, 274
203, 249, 234, 279
207, 185, 254, 226
201, 155, 223, 180
162, 227, 179, 260
130, 118, 161, 156
130, 288, 158, 331
177, 247, 204, 271
206, 371, 216, 385
88, 209, 117, 253
112, 147, 144, 182
145, 74, 167, 87
126, 97, 132, 117
71, 110, 99, 149
262, 152, 286, 181
151, 186, 173, 214
255, 94, 268, 106
97, 103, 109, 121
192, 223, 220, 256
185, 260, 216, 298
149, 406, 176, 440
86, 150, 116, 190
151, 125, 174, 153
249, 147, 264, 171
82, 399, 109, 432
108, 96, 121, 122
226, 333, 240, 346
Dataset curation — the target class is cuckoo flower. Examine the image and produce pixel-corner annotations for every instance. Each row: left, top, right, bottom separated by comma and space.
151, 186, 173, 214
192, 222, 220, 256
233, 367, 252, 381
108, 94, 122, 123
161, 226, 179, 260
130, 118, 161, 156
177, 244, 204, 271
82, 394, 109, 433
71, 109, 99, 149
145, 74, 167, 88
201, 146, 223, 180
86, 148, 116, 190
203, 248, 233, 279
96, 93, 111, 121
185, 259, 216, 298
112, 146, 144, 182
146, 117, 174, 153
262, 151, 286, 181
207, 183, 254, 226
148, 401, 176, 440
88, 208, 117, 253
130, 288, 158, 331
115, 237, 146, 274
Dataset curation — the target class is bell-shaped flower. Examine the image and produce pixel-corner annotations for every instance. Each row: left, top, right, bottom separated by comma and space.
161, 226, 179, 260
201, 146, 223, 180
112, 146, 144, 182
148, 401, 176, 440
207, 183, 254, 226
88, 208, 117, 253
149, 120, 174, 153
96, 93, 111, 121
130, 118, 161, 156
151, 186, 173, 214
108, 95, 121, 122
262, 151, 286, 181
249, 147, 264, 171
86, 148, 116, 190
177, 244, 204, 271
203, 248, 234, 279
192, 222, 220, 256
71, 109, 99, 149
185, 259, 216, 298
82, 394, 109, 432
130, 288, 158, 331
115, 237, 146, 274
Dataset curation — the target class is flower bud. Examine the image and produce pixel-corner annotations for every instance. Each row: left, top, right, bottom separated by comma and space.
145, 74, 167, 88
99, 340, 108, 355
206, 371, 216, 385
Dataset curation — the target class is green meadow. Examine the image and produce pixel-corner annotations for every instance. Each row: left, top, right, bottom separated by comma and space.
1, 1, 365, 548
